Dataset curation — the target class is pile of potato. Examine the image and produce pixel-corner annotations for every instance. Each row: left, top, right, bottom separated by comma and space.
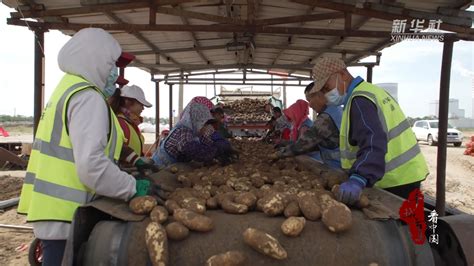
130, 139, 368, 265
224, 98, 272, 123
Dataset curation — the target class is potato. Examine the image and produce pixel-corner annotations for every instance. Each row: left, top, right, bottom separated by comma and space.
150, 206, 169, 224
243, 228, 287, 260
284, 201, 301, 217
221, 200, 248, 214
281, 217, 306, 237
319, 194, 352, 233
206, 197, 218, 209
234, 192, 257, 208
170, 166, 179, 174
206, 251, 247, 266
181, 197, 206, 214
217, 185, 234, 194
173, 208, 214, 232
145, 222, 168, 266
297, 195, 321, 221
357, 194, 370, 208
164, 199, 181, 215
129, 196, 157, 215
323, 170, 348, 190
165, 222, 189, 241
261, 193, 286, 216
251, 176, 265, 188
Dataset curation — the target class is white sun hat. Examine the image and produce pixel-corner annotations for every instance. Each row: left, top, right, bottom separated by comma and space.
120, 85, 152, 107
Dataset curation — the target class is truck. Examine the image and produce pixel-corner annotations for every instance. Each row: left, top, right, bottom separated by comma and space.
212, 86, 283, 138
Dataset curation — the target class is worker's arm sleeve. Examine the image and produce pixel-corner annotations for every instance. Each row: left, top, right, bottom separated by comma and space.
68, 90, 136, 201
180, 140, 218, 163
348, 97, 387, 187
287, 114, 335, 155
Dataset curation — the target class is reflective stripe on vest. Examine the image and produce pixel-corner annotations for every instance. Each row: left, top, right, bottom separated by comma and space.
339, 82, 428, 188
118, 114, 144, 156
17, 74, 124, 221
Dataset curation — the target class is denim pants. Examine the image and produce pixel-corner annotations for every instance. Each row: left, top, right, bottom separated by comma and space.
40, 239, 66, 266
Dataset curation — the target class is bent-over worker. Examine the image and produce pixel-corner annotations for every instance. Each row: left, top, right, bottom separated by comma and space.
310, 57, 428, 204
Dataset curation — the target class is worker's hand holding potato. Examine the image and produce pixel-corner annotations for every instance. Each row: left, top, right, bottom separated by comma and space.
335, 174, 367, 206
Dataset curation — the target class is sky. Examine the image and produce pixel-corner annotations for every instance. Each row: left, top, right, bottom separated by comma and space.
0, 4, 473, 119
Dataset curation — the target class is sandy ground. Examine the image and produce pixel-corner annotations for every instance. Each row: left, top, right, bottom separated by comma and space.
0, 171, 32, 266
419, 142, 474, 215
0, 134, 473, 264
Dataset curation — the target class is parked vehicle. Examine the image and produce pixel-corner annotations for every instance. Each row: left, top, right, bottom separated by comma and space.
412, 120, 463, 147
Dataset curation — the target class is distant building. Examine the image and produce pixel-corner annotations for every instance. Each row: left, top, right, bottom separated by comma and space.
376, 83, 398, 102
429, 98, 465, 119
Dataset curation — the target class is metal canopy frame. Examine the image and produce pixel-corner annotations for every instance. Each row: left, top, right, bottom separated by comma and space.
3, 0, 473, 216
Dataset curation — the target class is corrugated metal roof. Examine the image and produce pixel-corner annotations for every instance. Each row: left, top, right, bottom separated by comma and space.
3, 0, 472, 76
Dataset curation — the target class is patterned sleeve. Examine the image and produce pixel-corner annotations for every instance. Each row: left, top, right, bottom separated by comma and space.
288, 113, 338, 155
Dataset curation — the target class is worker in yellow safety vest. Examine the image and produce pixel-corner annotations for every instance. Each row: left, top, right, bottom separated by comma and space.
109, 84, 153, 166
17, 28, 157, 265
308, 57, 429, 205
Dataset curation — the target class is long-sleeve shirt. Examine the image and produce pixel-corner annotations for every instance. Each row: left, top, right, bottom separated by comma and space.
283, 113, 339, 156
33, 89, 136, 240
348, 96, 387, 187
164, 126, 230, 163
340, 76, 387, 187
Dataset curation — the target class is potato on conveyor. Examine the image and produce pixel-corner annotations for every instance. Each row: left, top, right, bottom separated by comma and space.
206, 250, 247, 266
319, 194, 352, 233
150, 206, 169, 224
165, 222, 189, 241
145, 222, 168, 266
260, 193, 286, 216
234, 192, 257, 208
181, 197, 206, 214
129, 196, 157, 215
164, 199, 181, 215
297, 195, 321, 221
284, 201, 301, 217
243, 228, 287, 260
206, 197, 219, 209
281, 217, 306, 237
173, 208, 214, 232
221, 200, 248, 214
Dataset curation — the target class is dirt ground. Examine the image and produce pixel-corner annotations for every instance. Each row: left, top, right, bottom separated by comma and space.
0, 134, 473, 265
0, 171, 32, 266
419, 141, 474, 215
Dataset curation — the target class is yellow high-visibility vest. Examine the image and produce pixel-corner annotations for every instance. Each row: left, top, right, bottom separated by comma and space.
18, 74, 124, 222
118, 113, 144, 156
340, 81, 429, 188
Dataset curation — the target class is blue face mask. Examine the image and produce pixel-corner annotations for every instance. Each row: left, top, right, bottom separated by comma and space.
325, 74, 346, 106
103, 67, 119, 98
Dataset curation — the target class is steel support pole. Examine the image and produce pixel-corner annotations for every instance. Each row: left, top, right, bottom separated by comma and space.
155, 81, 160, 139
436, 36, 456, 217
178, 71, 184, 117
33, 29, 45, 136
366, 65, 373, 83
169, 84, 173, 129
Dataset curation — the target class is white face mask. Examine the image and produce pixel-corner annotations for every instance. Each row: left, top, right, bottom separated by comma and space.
325, 74, 346, 106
